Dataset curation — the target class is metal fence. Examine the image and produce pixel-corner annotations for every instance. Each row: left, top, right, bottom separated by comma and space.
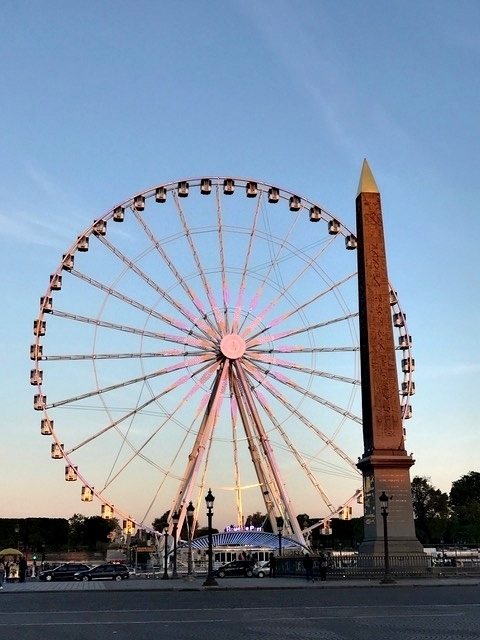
277, 553, 434, 580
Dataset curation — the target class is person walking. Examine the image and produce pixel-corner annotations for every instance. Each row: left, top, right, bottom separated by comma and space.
303, 553, 314, 582
269, 552, 276, 578
319, 552, 328, 582
0, 558, 5, 589
19, 556, 27, 583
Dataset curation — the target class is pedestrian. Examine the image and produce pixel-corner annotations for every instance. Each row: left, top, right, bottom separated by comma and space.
303, 553, 314, 582
0, 558, 5, 589
269, 552, 276, 578
319, 552, 328, 582
19, 556, 28, 583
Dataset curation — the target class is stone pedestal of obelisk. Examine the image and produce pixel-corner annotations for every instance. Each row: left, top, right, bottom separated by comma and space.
355, 160, 423, 554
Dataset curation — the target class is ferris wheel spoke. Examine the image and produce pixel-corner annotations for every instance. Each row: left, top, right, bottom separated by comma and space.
66, 359, 220, 456
246, 272, 356, 341
215, 185, 232, 334
231, 190, 264, 334
255, 345, 358, 354
248, 383, 336, 512
41, 348, 214, 362
76, 367, 221, 500
247, 311, 359, 348
249, 358, 361, 425
70, 269, 209, 341
244, 352, 359, 387
130, 206, 221, 338
242, 359, 359, 471
95, 232, 215, 340
48, 352, 215, 410
171, 189, 226, 334
237, 205, 303, 335
242, 236, 345, 339
48, 308, 214, 350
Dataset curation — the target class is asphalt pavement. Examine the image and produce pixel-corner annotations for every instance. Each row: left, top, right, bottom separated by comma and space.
1, 573, 479, 593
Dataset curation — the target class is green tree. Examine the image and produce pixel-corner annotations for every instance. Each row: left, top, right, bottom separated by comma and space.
68, 514, 86, 550
244, 512, 266, 528
450, 471, 480, 544
82, 516, 116, 551
411, 476, 449, 544
450, 471, 480, 513
152, 511, 170, 533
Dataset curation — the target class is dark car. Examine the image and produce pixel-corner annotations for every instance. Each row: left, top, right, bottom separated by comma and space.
214, 560, 255, 578
74, 563, 130, 581
38, 563, 91, 581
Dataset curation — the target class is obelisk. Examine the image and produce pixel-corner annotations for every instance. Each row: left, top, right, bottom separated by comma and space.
355, 160, 423, 554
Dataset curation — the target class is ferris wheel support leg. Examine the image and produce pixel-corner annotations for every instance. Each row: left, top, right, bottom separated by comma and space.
233, 361, 305, 545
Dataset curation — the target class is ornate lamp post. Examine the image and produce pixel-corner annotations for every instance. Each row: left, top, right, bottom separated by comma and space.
277, 517, 284, 556
202, 488, 218, 586
186, 501, 195, 581
379, 492, 396, 584
172, 511, 179, 579
161, 528, 169, 580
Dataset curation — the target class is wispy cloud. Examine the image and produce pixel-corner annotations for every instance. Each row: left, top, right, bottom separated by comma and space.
422, 362, 480, 379
0, 163, 90, 247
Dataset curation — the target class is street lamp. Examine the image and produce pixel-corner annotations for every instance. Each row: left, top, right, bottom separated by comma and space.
172, 511, 179, 579
379, 491, 396, 584
277, 517, 284, 556
161, 528, 169, 580
186, 501, 195, 581
203, 488, 218, 586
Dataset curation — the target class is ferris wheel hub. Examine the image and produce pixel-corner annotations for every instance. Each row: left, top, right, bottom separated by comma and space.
220, 334, 246, 359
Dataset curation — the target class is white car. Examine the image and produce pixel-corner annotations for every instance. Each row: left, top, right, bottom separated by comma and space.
253, 560, 270, 578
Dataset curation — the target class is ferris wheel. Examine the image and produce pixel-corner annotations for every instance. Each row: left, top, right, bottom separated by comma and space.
30, 177, 414, 543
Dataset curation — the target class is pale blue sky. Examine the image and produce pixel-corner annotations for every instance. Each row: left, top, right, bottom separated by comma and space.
0, 0, 478, 527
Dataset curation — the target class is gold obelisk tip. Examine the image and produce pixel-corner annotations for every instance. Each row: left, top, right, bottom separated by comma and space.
356, 159, 379, 196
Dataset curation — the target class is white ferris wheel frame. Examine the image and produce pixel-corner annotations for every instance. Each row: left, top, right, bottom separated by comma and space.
30, 176, 414, 545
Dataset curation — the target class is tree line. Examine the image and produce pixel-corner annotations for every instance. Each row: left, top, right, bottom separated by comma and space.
411, 471, 480, 545
1, 471, 478, 554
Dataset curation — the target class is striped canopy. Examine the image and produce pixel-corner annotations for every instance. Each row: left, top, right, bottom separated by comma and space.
191, 530, 306, 550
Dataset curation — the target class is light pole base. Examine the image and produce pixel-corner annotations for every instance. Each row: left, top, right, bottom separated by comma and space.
161, 572, 169, 581
380, 576, 396, 584
202, 575, 218, 587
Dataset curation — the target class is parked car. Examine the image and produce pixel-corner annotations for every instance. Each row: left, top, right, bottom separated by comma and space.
74, 563, 130, 581
38, 563, 91, 581
213, 560, 255, 578
253, 560, 270, 578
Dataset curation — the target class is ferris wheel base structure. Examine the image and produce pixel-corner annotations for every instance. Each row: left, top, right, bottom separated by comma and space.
355, 161, 423, 555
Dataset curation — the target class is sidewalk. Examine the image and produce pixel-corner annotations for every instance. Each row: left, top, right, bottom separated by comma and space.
1, 574, 479, 593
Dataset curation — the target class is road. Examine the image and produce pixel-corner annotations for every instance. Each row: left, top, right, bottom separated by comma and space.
0, 585, 479, 639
